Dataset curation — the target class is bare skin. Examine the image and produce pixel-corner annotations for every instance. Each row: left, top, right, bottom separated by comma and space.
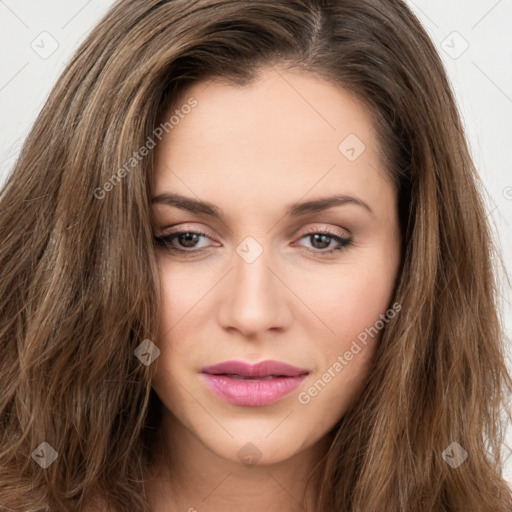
147, 66, 402, 511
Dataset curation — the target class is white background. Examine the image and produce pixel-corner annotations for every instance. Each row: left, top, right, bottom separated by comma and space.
1, 0, 511, 482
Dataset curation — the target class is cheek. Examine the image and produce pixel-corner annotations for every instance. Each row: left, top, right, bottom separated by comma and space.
153, 262, 218, 388
295, 271, 393, 417
156, 262, 207, 331
294, 257, 397, 341
293, 253, 398, 395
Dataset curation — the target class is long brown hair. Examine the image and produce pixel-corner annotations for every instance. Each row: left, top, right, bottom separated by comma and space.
1, 0, 511, 510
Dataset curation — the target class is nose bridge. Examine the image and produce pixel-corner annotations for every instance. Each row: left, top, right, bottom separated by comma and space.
233, 234, 277, 308
218, 235, 287, 335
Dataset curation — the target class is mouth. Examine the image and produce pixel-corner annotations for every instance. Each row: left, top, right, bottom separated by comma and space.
208, 374, 293, 380
200, 359, 310, 379
200, 360, 310, 407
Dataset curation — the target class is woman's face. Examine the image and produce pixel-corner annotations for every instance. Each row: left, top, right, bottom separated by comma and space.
150, 67, 402, 467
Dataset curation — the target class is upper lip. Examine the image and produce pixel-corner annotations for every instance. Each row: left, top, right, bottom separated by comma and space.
201, 360, 310, 378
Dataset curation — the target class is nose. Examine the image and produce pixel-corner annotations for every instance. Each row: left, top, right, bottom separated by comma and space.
216, 240, 291, 339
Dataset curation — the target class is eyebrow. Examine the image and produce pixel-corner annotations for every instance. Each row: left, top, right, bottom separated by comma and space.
151, 192, 374, 218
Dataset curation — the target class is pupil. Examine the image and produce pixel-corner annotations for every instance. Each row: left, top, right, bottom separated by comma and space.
179, 233, 199, 248
311, 234, 330, 249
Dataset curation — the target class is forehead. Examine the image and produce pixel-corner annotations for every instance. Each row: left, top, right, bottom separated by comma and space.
152, 68, 393, 219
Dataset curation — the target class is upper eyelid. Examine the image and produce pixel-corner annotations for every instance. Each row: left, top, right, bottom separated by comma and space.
155, 223, 350, 240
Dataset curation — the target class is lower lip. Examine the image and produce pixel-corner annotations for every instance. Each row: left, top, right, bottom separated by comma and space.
202, 373, 308, 407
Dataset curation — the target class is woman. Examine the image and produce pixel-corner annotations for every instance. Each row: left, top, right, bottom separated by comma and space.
0, 0, 511, 511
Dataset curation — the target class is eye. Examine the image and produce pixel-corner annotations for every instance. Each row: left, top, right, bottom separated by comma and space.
154, 227, 353, 257
154, 229, 214, 254
295, 228, 353, 254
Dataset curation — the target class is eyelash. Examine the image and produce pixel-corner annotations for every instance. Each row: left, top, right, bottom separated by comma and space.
154, 228, 353, 257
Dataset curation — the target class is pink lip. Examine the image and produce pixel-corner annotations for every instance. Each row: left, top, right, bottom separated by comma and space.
201, 360, 310, 407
